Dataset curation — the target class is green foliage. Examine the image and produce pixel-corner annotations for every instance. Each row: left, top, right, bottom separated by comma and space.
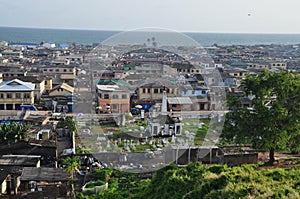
0, 122, 30, 144
84, 180, 105, 188
77, 162, 300, 199
135, 120, 147, 127
62, 157, 80, 173
222, 71, 300, 163
92, 168, 113, 182
75, 146, 89, 154
58, 116, 77, 133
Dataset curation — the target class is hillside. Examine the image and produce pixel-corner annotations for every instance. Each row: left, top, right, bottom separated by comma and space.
77, 160, 300, 199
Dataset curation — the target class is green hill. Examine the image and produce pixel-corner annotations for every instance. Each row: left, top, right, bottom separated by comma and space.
77, 162, 300, 199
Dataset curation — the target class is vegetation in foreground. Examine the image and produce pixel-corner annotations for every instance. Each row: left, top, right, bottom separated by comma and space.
222, 71, 300, 164
77, 161, 300, 199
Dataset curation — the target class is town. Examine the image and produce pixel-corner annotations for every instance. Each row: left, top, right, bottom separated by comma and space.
0, 39, 299, 198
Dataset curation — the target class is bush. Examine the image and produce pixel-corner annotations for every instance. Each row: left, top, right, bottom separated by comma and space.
92, 168, 113, 182
78, 162, 300, 199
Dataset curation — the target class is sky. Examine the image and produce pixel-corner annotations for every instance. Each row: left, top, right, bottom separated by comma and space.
0, 0, 300, 33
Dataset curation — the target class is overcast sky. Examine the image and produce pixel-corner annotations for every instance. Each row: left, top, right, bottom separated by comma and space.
1, 0, 299, 33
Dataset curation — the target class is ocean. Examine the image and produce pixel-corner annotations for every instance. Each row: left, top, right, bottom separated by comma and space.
1, 26, 300, 47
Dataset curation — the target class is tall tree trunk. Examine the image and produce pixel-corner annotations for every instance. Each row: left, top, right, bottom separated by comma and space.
269, 147, 275, 165
71, 171, 75, 198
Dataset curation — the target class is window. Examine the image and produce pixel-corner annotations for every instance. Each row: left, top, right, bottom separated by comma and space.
147, 88, 150, 93
202, 90, 206, 94
64, 69, 67, 72
112, 94, 119, 99
55, 69, 59, 72
104, 94, 109, 99
154, 89, 158, 93
49, 69, 53, 72
0, 93, 3, 98
16, 93, 21, 98
112, 104, 117, 109
122, 94, 127, 99
24, 93, 30, 98
7, 93, 12, 98
142, 88, 146, 93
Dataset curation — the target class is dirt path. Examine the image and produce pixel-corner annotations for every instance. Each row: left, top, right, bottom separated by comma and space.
257, 152, 300, 169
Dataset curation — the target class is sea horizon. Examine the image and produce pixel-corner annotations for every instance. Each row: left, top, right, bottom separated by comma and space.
1, 26, 300, 47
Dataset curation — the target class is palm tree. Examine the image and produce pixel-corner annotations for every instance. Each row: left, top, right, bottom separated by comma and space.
63, 157, 80, 198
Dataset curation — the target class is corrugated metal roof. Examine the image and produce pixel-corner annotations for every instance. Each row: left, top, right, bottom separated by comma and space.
21, 167, 70, 182
0, 79, 35, 91
51, 83, 74, 93
167, 97, 193, 104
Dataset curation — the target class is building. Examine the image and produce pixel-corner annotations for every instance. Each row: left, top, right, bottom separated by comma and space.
96, 84, 131, 113
17, 76, 50, 101
0, 66, 28, 80
41, 65, 76, 86
9, 42, 38, 50
0, 50, 23, 59
167, 97, 193, 111
247, 61, 287, 70
0, 79, 35, 110
138, 81, 178, 101
19, 167, 70, 198
0, 155, 42, 196
48, 83, 74, 97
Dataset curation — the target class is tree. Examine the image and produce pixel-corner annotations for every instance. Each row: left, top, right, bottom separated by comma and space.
0, 122, 30, 144
222, 71, 300, 164
63, 157, 80, 198
57, 116, 77, 134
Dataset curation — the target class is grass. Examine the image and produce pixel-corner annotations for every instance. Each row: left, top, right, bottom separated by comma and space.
77, 117, 213, 153
77, 162, 300, 199
182, 118, 210, 145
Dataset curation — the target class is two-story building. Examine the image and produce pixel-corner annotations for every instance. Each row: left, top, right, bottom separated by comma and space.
0, 79, 35, 110
17, 76, 51, 102
181, 85, 210, 110
41, 65, 76, 86
138, 82, 178, 101
96, 84, 131, 113
0, 66, 28, 81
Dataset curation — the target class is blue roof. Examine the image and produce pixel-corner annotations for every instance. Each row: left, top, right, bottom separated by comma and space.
19, 105, 37, 111
9, 42, 38, 46
56, 44, 69, 49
